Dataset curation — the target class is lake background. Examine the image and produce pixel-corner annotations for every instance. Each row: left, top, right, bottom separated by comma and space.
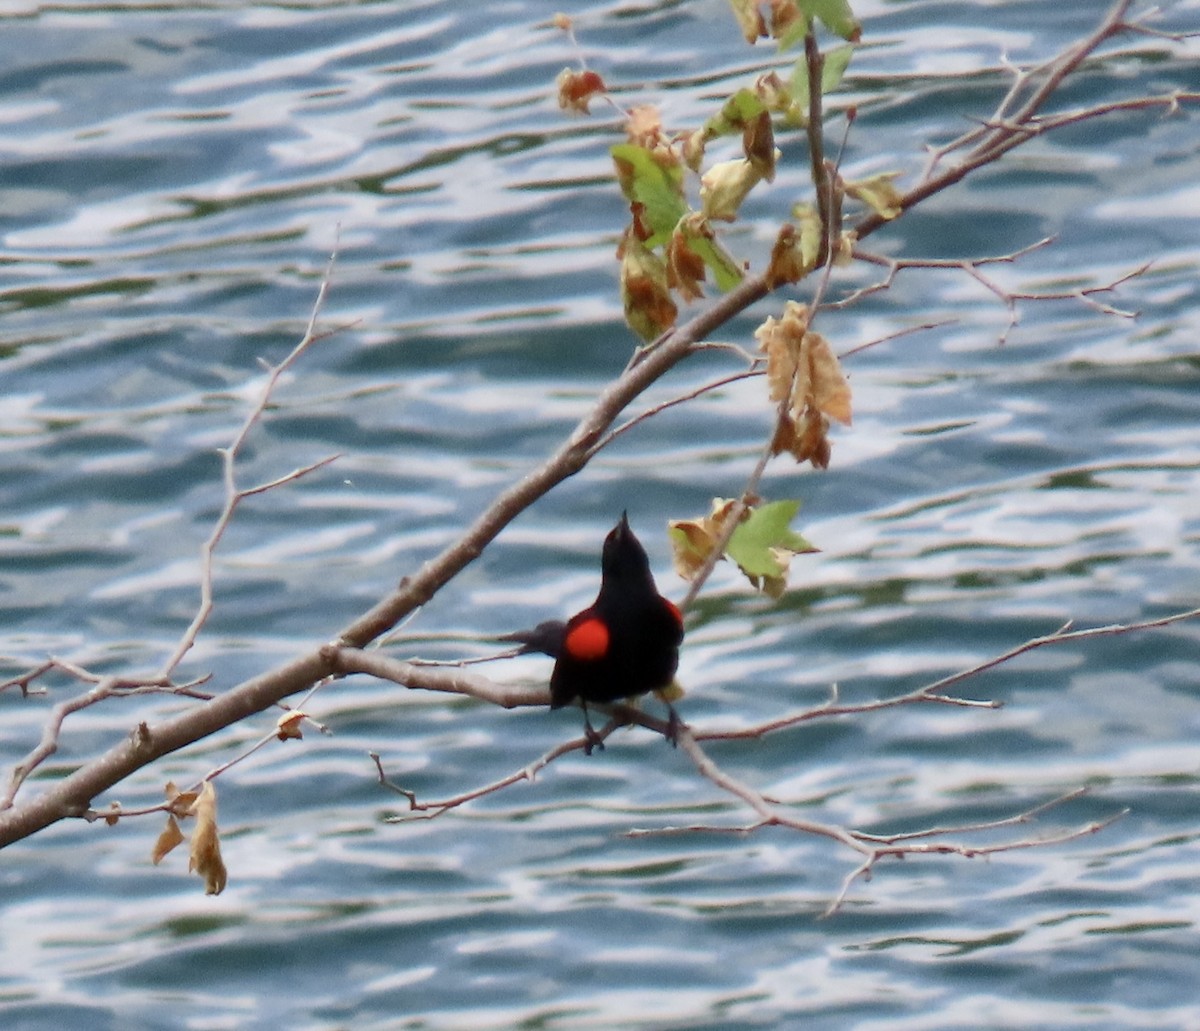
2, 1, 1200, 1028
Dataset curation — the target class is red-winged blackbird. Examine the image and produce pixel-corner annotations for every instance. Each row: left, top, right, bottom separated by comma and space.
504, 513, 684, 749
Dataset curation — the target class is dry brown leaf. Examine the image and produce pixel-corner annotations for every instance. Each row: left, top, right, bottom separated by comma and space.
556, 68, 607, 114
742, 110, 776, 181
618, 227, 677, 341
164, 780, 200, 818
771, 407, 832, 469
765, 224, 814, 287
668, 498, 744, 581
754, 300, 808, 403
727, 0, 767, 42
188, 781, 228, 896
627, 201, 653, 243
797, 408, 833, 469
768, 0, 802, 39
276, 710, 307, 741
666, 216, 711, 302
800, 330, 853, 426
756, 301, 850, 467
152, 815, 186, 866
625, 105, 665, 149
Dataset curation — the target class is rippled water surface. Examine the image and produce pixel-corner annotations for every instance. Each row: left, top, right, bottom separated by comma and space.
3, 1, 1200, 1028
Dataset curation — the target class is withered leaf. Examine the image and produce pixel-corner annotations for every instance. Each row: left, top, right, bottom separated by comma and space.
188, 781, 228, 896
801, 329, 852, 426
625, 105, 665, 149
618, 228, 677, 341
668, 498, 744, 581
768, 0, 803, 42
773, 407, 833, 469
164, 779, 200, 818
766, 224, 814, 287
700, 158, 765, 222
843, 171, 904, 220
799, 408, 833, 469
671, 497, 815, 597
755, 300, 809, 404
152, 815, 185, 866
756, 301, 850, 468
276, 710, 307, 741
726, 0, 767, 43
666, 224, 707, 302
556, 68, 607, 115
742, 110, 776, 182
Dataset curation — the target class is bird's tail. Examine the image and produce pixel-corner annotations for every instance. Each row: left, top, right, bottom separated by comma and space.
498, 619, 567, 659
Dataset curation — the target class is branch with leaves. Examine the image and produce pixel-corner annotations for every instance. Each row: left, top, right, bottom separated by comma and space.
2, 1, 1196, 911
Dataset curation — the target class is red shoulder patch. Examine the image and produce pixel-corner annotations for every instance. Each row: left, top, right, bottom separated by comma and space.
663, 598, 683, 627
564, 616, 609, 661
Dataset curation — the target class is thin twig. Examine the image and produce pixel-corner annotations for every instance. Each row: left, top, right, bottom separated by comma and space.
840, 240, 1148, 344
158, 241, 344, 680
590, 369, 764, 455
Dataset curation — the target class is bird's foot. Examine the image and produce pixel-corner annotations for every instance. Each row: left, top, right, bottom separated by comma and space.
665, 703, 682, 748
582, 707, 606, 756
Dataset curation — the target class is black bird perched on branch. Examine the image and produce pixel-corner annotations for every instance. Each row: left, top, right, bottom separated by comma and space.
504, 512, 684, 749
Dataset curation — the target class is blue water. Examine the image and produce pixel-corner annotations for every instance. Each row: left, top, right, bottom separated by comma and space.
2, 1, 1200, 1028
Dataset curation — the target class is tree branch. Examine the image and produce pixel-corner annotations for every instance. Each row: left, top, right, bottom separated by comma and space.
1, 4, 1192, 851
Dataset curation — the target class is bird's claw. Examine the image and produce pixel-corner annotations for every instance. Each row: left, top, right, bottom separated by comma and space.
665, 704, 682, 748
582, 707, 606, 756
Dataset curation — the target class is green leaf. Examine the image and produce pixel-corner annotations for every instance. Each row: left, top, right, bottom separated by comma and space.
701, 88, 768, 141
611, 143, 688, 248
688, 230, 744, 291
791, 42, 855, 114
798, 0, 861, 42
793, 203, 823, 270
727, 499, 815, 578
775, 18, 810, 54
822, 43, 855, 94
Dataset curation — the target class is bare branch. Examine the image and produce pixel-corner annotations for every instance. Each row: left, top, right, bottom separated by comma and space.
327, 646, 549, 708
837, 319, 955, 360
850, 787, 1091, 846
804, 29, 835, 267
157, 240, 344, 681
372, 730, 603, 821
591, 368, 763, 454
2, 679, 121, 812
826, 804, 1129, 916
840, 239, 1147, 344
699, 607, 1200, 743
